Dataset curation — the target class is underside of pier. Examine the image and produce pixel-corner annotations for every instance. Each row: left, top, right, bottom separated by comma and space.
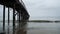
0, 0, 30, 34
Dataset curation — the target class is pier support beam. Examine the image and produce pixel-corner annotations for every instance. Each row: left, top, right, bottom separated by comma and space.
8, 7, 10, 34
13, 4, 15, 34
3, 5, 5, 32
19, 12, 21, 28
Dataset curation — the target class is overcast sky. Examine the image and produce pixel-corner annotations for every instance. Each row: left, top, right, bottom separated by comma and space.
0, 0, 60, 20
23, 0, 60, 17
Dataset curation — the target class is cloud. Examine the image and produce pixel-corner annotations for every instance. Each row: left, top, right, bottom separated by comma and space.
23, 0, 60, 17
0, 0, 60, 20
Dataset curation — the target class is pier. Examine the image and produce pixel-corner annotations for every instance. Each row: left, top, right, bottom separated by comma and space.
0, 0, 30, 34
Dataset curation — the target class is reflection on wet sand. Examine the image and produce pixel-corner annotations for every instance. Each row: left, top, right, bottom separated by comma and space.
0, 22, 60, 34
0, 21, 27, 34
15, 20, 28, 34
16, 28, 27, 34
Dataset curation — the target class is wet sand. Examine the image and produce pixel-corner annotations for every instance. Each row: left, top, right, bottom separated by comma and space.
27, 29, 58, 34
27, 22, 60, 34
0, 22, 60, 34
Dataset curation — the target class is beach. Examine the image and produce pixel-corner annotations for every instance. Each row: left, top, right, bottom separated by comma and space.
0, 22, 60, 34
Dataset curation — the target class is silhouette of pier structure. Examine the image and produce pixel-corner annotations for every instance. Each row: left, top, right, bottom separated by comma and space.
0, 0, 30, 34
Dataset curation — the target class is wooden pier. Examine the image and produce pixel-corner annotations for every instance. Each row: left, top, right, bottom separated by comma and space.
0, 0, 30, 34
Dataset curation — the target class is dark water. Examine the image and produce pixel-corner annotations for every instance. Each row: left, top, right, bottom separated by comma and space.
0, 22, 60, 34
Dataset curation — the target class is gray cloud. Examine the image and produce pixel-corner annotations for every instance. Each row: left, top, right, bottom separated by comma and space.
0, 0, 60, 20
23, 0, 60, 17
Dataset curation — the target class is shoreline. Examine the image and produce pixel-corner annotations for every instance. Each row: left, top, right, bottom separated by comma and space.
0, 20, 60, 22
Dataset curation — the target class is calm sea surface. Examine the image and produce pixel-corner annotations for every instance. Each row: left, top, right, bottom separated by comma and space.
0, 21, 60, 34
